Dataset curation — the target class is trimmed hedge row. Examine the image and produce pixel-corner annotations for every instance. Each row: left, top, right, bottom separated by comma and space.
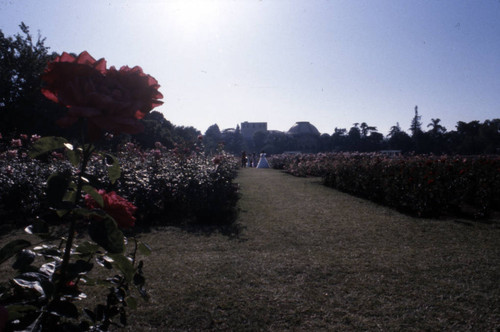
269, 153, 500, 218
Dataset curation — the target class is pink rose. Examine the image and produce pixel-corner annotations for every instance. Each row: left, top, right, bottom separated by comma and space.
30, 134, 41, 142
153, 149, 162, 159
85, 190, 137, 229
10, 139, 22, 147
51, 151, 64, 160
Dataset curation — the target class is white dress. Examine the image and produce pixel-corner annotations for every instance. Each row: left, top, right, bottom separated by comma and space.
256, 153, 270, 168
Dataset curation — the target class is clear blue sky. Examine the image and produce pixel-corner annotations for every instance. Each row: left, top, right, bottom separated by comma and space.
1, 0, 499, 135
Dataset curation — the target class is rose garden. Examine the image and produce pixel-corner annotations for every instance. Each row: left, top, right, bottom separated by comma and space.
1, 41, 499, 330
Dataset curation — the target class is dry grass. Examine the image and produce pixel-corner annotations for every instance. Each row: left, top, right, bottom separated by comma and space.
2, 168, 500, 331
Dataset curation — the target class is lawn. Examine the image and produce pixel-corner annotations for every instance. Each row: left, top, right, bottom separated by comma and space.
2, 168, 499, 330
121, 168, 500, 331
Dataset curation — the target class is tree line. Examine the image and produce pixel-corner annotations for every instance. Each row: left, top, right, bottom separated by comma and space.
1, 24, 499, 156
203, 107, 500, 156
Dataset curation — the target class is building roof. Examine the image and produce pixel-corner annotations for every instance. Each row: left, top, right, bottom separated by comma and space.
287, 121, 321, 136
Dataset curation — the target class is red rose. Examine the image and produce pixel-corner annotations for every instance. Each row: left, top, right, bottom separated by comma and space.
41, 51, 163, 141
85, 190, 137, 229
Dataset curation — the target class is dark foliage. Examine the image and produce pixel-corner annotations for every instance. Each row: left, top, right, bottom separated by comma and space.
0, 137, 239, 234
269, 152, 500, 219
0, 23, 68, 138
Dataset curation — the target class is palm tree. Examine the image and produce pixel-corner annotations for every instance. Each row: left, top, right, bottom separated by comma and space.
427, 118, 446, 135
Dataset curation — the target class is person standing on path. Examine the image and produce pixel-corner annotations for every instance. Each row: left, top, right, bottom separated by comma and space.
252, 152, 257, 167
241, 151, 247, 168
256, 151, 270, 168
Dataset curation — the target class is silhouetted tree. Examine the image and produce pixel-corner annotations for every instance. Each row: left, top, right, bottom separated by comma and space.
427, 118, 446, 135
479, 119, 500, 154
331, 128, 348, 151
365, 132, 385, 151
388, 130, 413, 153
347, 124, 361, 150
409, 105, 422, 137
0, 23, 64, 137
253, 130, 268, 152
174, 125, 200, 144
425, 118, 447, 154
132, 111, 175, 149
262, 131, 296, 154
360, 122, 377, 138
319, 133, 332, 152
204, 124, 222, 154
221, 125, 244, 155
387, 122, 402, 138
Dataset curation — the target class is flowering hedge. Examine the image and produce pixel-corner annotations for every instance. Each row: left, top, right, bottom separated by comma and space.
269, 152, 500, 218
101, 144, 239, 227
0, 138, 239, 232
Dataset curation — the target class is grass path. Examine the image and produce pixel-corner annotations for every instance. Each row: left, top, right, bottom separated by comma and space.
121, 168, 500, 331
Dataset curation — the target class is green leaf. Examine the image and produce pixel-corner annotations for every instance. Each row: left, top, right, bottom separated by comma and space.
105, 153, 121, 184
108, 254, 135, 283
13, 272, 54, 299
75, 241, 101, 255
65, 148, 80, 167
56, 209, 69, 218
46, 172, 72, 206
28, 136, 69, 158
62, 190, 77, 205
6, 304, 38, 321
47, 299, 79, 318
72, 208, 101, 219
0, 239, 31, 265
83, 185, 104, 207
12, 249, 36, 271
89, 217, 125, 254
137, 241, 152, 256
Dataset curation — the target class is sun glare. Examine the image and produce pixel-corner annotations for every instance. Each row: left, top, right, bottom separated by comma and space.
171, 0, 222, 31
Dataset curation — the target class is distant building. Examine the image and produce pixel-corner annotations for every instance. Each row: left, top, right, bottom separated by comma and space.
287, 121, 321, 136
241, 121, 267, 139
287, 121, 321, 152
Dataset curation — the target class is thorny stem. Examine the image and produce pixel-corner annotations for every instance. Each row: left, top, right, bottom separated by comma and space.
56, 143, 94, 293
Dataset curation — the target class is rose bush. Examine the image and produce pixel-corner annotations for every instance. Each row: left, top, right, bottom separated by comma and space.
269, 152, 500, 219
0, 140, 240, 232
0, 51, 163, 331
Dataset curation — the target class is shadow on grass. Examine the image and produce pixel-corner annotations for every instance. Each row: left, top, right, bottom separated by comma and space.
133, 205, 246, 239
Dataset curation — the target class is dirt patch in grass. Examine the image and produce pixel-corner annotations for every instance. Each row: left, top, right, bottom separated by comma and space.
2, 168, 499, 330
